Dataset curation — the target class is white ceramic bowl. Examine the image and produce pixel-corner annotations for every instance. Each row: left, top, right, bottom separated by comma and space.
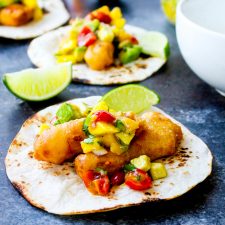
176, 0, 225, 96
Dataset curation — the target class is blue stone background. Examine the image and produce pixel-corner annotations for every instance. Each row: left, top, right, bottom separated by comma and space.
0, 0, 225, 224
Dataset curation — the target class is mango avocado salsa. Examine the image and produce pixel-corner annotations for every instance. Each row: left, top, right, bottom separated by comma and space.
55, 6, 145, 70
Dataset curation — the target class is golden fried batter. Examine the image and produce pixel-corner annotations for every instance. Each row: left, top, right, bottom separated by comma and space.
34, 118, 86, 164
74, 112, 183, 178
84, 41, 114, 70
0, 4, 34, 26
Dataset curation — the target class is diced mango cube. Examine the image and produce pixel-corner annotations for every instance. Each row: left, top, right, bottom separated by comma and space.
57, 39, 77, 55
101, 133, 117, 147
22, 0, 38, 8
81, 138, 105, 153
101, 134, 126, 155
112, 27, 120, 36
33, 7, 43, 21
115, 132, 135, 145
150, 163, 168, 180
56, 55, 76, 64
112, 18, 126, 29
110, 142, 126, 155
131, 155, 151, 172
89, 122, 119, 136
118, 29, 132, 42
121, 117, 139, 132
91, 101, 109, 113
110, 7, 122, 20
97, 6, 110, 14
38, 123, 50, 135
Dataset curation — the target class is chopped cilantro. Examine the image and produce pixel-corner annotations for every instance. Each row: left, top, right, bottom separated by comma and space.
124, 163, 136, 172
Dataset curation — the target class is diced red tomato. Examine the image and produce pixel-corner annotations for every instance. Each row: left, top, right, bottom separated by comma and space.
125, 169, 152, 191
82, 170, 110, 195
90, 11, 111, 24
110, 171, 125, 186
92, 175, 110, 195
93, 110, 116, 124
78, 26, 97, 47
95, 11, 112, 24
130, 36, 139, 45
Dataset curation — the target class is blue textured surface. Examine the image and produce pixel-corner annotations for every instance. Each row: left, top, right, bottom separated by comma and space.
0, 0, 225, 224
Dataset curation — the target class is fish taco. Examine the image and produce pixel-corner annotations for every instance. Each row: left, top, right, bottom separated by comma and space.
28, 6, 169, 85
5, 93, 212, 215
0, 0, 70, 39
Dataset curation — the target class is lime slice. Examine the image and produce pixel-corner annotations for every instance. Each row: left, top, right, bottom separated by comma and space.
161, 0, 178, 24
102, 84, 160, 114
138, 31, 170, 60
3, 63, 72, 101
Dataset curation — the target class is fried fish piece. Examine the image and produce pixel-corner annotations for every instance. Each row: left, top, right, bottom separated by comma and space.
84, 41, 114, 70
0, 4, 34, 26
34, 118, 86, 164
74, 112, 183, 178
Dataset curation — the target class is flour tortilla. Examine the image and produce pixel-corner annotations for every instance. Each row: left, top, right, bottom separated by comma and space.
27, 25, 166, 85
5, 96, 212, 215
0, 0, 70, 39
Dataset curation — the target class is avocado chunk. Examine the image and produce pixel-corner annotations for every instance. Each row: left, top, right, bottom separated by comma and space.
119, 45, 142, 64
150, 162, 167, 180
131, 155, 151, 172
55, 103, 81, 125
86, 19, 100, 32
74, 46, 87, 62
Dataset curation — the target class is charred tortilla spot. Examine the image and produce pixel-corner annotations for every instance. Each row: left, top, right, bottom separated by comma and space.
179, 150, 187, 154
28, 151, 34, 158
53, 171, 61, 176
73, 77, 91, 84
135, 63, 147, 69
168, 159, 174, 164
37, 113, 53, 123
40, 162, 53, 170
12, 139, 26, 147
178, 162, 185, 167
109, 74, 122, 78
42, 8, 49, 14
12, 181, 26, 194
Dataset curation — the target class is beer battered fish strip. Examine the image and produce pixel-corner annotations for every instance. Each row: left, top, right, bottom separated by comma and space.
74, 112, 183, 178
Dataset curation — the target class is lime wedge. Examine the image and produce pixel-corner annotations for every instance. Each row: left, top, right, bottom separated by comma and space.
3, 63, 72, 101
161, 0, 178, 24
138, 32, 170, 60
102, 84, 160, 113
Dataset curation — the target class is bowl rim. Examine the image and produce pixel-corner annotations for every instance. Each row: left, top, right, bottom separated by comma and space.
177, 0, 225, 39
